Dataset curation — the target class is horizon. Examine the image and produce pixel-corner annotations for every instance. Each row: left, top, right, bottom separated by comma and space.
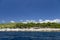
0, 19, 60, 23
0, 0, 60, 23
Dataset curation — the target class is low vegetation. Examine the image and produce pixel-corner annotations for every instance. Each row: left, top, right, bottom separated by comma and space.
0, 22, 60, 28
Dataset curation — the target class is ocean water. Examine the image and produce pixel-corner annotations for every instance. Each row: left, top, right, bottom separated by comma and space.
0, 31, 60, 40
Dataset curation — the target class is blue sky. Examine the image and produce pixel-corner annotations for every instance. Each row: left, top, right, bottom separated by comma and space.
0, 0, 60, 23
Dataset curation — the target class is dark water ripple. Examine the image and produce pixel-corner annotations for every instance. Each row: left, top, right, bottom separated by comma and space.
0, 32, 60, 40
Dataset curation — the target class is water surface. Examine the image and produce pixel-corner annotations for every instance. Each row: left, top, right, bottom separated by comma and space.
0, 31, 60, 40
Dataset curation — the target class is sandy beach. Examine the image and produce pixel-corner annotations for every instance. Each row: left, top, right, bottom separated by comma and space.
0, 28, 60, 32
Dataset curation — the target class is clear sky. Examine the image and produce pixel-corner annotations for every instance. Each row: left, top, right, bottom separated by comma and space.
0, 0, 60, 22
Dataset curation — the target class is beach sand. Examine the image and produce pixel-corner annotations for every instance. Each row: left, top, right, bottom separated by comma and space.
0, 28, 60, 32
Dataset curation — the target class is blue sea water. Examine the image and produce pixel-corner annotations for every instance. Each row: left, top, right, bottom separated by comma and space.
0, 31, 60, 40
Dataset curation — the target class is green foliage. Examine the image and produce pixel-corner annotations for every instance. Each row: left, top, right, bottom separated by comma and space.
0, 22, 60, 28
0, 23, 16, 28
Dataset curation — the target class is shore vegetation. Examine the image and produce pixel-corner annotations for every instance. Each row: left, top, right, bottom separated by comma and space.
0, 22, 60, 28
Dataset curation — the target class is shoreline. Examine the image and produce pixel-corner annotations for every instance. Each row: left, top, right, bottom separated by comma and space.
0, 28, 60, 32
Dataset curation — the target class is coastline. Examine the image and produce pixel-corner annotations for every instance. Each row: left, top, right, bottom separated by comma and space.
0, 28, 60, 32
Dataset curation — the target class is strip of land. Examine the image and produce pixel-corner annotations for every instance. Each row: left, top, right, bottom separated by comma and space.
0, 28, 60, 32
0, 22, 60, 32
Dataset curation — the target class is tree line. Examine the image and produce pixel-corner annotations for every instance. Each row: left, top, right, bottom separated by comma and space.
0, 22, 60, 28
